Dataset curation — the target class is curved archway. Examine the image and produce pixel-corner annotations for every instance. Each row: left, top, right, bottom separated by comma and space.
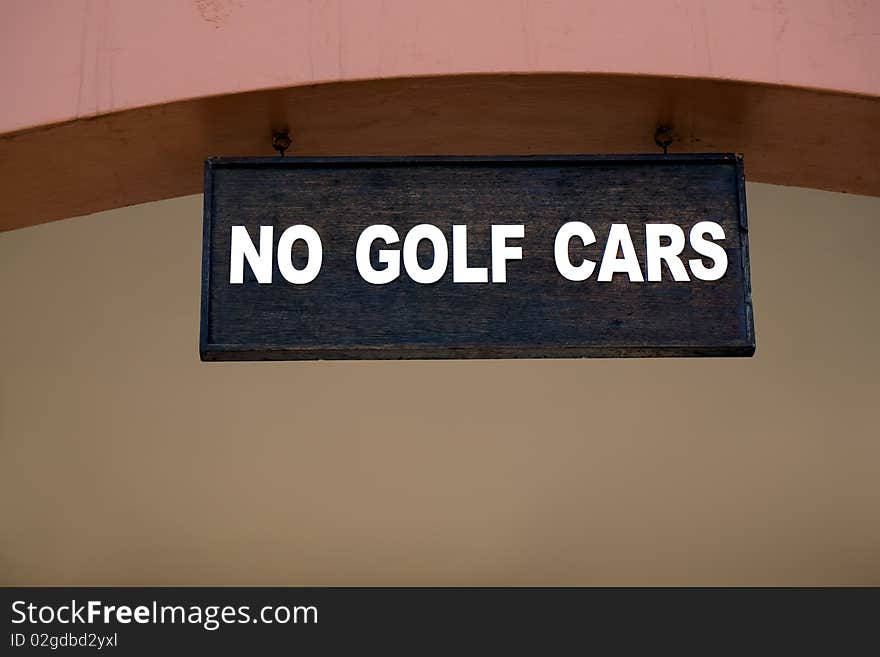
2, 0, 878, 230
2, 72, 879, 231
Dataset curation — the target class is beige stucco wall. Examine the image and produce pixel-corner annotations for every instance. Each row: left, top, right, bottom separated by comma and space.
1, 183, 878, 585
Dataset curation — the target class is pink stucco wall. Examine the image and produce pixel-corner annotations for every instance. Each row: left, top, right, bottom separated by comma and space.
2, 0, 879, 135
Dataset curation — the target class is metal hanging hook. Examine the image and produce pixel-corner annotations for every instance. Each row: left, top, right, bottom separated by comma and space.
272, 131, 292, 157
654, 125, 674, 155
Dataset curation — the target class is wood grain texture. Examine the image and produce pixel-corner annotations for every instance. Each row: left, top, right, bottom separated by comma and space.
200, 154, 754, 360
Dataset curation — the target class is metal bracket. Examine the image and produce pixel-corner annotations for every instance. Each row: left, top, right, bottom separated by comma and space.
272, 131, 292, 157
653, 125, 674, 155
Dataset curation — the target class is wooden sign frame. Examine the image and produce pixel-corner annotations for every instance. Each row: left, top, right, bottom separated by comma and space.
200, 154, 754, 360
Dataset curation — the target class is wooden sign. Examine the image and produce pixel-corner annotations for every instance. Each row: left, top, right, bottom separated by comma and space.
200, 154, 754, 360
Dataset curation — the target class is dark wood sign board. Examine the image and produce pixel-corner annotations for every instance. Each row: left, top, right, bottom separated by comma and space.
201, 154, 754, 360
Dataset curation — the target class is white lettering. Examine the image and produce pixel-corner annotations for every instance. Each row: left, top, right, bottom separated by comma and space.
645, 223, 690, 281
491, 225, 524, 283
277, 225, 322, 284
403, 224, 448, 284
230, 225, 272, 284
356, 224, 401, 284
597, 224, 644, 282
688, 221, 728, 281
452, 225, 489, 283
554, 221, 596, 281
